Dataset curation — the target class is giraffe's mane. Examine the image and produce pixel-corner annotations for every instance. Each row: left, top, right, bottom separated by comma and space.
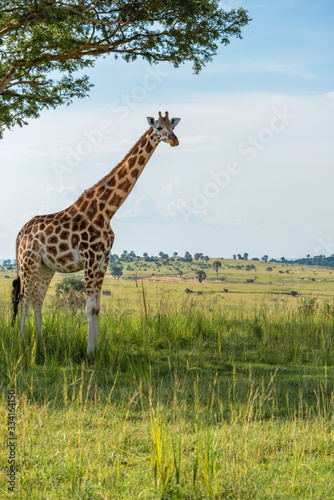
86, 128, 152, 192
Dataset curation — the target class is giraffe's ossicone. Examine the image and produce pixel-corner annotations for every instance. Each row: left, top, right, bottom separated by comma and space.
11, 112, 181, 356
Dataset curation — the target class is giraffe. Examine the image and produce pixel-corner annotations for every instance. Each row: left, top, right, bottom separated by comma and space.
11, 111, 181, 356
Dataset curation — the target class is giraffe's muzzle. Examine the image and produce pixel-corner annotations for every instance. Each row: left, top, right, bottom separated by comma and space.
168, 135, 179, 147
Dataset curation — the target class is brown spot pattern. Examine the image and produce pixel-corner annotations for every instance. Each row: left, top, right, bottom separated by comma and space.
109, 193, 122, 207
45, 225, 53, 236
59, 243, 69, 252
118, 166, 128, 180
99, 189, 112, 202
87, 199, 98, 220
119, 179, 132, 193
131, 168, 140, 179
145, 142, 154, 153
128, 157, 136, 168
47, 246, 57, 257
60, 231, 70, 240
138, 155, 145, 166
107, 176, 116, 187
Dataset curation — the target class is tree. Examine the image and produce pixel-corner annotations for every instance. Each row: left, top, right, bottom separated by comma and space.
110, 264, 123, 279
0, 1, 250, 137
262, 255, 269, 263
133, 271, 139, 287
194, 252, 203, 260
109, 253, 119, 264
184, 251, 192, 262
243, 252, 248, 260
212, 260, 222, 278
196, 270, 206, 283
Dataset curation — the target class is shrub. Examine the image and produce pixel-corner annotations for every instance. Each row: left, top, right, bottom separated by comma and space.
53, 275, 86, 309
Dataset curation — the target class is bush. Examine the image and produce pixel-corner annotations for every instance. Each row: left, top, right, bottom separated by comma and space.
55, 276, 86, 295
53, 275, 86, 310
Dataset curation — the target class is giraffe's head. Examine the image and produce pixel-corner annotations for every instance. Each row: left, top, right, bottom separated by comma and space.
147, 111, 181, 147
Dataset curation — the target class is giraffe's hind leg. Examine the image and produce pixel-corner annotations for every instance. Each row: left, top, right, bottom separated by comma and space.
32, 264, 55, 337
20, 264, 38, 337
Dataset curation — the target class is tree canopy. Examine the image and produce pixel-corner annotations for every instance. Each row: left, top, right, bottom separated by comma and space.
0, 0, 250, 137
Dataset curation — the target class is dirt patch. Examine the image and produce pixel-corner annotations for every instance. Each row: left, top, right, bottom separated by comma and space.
143, 276, 201, 283
105, 275, 201, 284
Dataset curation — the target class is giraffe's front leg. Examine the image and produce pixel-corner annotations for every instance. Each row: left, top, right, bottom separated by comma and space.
86, 291, 101, 356
84, 257, 108, 357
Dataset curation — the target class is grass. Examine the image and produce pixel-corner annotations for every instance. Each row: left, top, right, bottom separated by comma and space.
0, 260, 334, 498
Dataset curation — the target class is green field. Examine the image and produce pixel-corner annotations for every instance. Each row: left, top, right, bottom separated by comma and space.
0, 259, 334, 499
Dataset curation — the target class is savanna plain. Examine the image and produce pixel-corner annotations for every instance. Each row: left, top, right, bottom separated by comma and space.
0, 258, 333, 499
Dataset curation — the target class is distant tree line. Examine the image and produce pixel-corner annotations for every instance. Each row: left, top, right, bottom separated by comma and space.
1, 259, 15, 270
292, 254, 334, 268
107, 251, 334, 270
109, 251, 211, 266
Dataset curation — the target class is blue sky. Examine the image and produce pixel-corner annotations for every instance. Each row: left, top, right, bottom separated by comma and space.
1, 0, 334, 259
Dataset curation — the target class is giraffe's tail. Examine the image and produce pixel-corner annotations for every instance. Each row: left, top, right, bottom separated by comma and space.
11, 234, 21, 327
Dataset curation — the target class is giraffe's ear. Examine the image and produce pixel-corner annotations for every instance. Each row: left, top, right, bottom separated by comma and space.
147, 117, 156, 127
170, 118, 181, 129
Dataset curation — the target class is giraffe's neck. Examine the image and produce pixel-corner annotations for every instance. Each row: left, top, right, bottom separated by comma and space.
70, 128, 158, 221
